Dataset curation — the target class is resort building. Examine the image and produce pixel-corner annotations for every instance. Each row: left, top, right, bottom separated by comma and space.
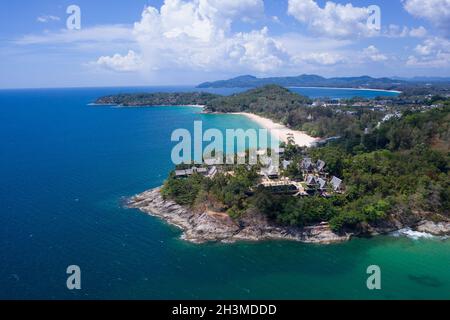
207, 166, 218, 178
175, 166, 208, 178
306, 174, 317, 187
317, 177, 327, 191
331, 176, 343, 192
256, 149, 267, 156
173, 152, 345, 198
276, 148, 285, 156
282, 160, 292, 170
261, 165, 280, 179
301, 158, 314, 172
316, 160, 326, 172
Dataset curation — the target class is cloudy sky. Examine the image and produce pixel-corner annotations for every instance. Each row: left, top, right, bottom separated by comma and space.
1, 0, 449, 88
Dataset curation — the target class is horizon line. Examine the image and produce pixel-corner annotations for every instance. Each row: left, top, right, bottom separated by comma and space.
2, 73, 449, 90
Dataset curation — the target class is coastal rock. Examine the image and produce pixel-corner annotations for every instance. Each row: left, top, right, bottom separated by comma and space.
416, 220, 450, 236
127, 187, 351, 244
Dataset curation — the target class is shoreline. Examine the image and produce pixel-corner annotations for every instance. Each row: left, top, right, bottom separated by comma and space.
94, 102, 319, 148
90, 103, 205, 108
127, 187, 352, 244
231, 112, 319, 147
127, 188, 450, 245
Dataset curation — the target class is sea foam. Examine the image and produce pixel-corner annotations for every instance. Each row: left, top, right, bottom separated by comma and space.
391, 228, 435, 240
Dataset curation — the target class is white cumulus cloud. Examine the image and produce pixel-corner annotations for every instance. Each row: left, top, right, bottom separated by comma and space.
403, 0, 450, 37
16, 25, 133, 45
292, 52, 345, 66
287, 0, 378, 37
383, 25, 427, 38
363, 45, 388, 62
407, 37, 450, 67
96, 50, 143, 72
121, 0, 286, 73
409, 26, 428, 38
37, 15, 60, 23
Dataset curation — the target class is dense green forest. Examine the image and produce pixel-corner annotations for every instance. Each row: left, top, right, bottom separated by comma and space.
205, 85, 311, 113
205, 85, 385, 138
97, 85, 449, 233
271, 105, 449, 231
162, 100, 450, 233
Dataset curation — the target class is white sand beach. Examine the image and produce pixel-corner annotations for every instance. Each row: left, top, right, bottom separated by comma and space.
233, 112, 318, 147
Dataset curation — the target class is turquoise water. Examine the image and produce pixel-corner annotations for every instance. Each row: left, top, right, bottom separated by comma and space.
0, 87, 448, 300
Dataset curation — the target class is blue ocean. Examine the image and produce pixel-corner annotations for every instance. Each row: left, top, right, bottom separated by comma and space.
1, 87, 449, 300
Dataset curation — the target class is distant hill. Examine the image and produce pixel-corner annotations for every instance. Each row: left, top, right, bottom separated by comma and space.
197, 74, 408, 90
205, 84, 311, 114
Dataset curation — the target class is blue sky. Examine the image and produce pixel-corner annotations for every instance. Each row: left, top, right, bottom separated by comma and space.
1, 0, 449, 88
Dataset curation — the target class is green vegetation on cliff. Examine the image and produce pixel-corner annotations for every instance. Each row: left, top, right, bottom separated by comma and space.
98, 85, 449, 233
161, 104, 450, 233
204, 85, 385, 138
95, 92, 220, 106
205, 85, 311, 113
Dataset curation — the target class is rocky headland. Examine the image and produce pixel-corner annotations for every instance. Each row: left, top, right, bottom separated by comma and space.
127, 187, 450, 244
127, 187, 352, 244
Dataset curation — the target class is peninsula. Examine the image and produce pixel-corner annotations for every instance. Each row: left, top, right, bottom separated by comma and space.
95, 91, 220, 107
96, 85, 450, 244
